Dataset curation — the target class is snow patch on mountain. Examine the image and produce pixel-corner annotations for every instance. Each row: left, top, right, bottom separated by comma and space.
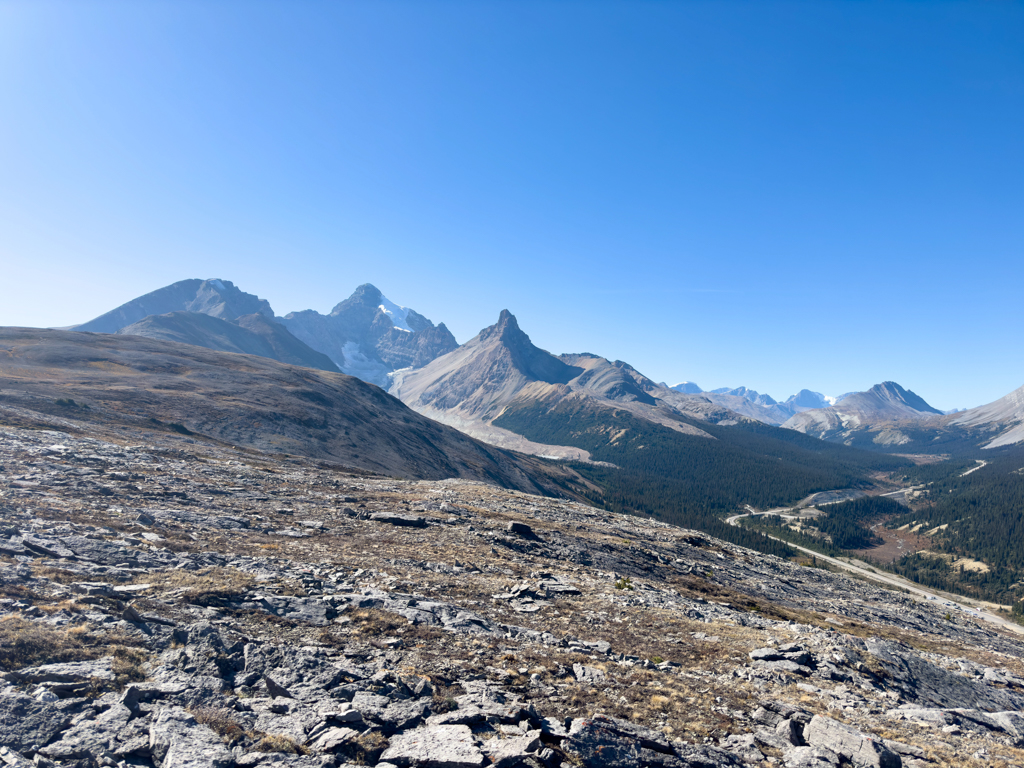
341, 341, 389, 382
378, 296, 413, 333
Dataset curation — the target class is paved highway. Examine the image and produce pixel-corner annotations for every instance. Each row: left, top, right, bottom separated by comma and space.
726, 508, 1024, 637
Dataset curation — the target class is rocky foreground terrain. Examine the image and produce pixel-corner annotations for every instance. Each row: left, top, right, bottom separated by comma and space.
4, 412, 1024, 768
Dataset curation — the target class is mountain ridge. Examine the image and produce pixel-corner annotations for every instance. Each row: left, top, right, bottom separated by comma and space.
117, 311, 342, 373
0, 326, 581, 496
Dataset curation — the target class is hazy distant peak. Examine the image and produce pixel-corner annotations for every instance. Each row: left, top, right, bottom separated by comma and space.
76, 278, 274, 334
867, 381, 942, 415
786, 389, 831, 410
670, 381, 703, 394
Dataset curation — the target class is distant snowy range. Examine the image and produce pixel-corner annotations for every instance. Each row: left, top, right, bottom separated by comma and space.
662, 383, 849, 425
65, 276, 1022, 451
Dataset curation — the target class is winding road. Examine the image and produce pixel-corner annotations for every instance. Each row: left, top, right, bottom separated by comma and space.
726, 507, 1024, 637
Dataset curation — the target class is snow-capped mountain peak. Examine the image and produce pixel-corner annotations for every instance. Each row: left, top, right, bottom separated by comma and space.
378, 295, 413, 333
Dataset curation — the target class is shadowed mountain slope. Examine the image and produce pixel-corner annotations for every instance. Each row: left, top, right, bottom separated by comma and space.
0, 327, 582, 496
117, 311, 341, 373
76, 279, 273, 333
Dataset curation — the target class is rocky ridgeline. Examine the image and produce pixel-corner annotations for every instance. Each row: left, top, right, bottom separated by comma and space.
3, 422, 1024, 767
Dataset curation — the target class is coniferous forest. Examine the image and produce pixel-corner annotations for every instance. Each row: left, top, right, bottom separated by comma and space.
494, 398, 908, 558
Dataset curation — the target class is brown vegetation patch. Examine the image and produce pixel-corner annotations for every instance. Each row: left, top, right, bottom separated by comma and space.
189, 706, 247, 745
158, 566, 255, 606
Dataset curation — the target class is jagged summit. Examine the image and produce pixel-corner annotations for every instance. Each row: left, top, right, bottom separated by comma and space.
388, 311, 585, 421
479, 310, 581, 385
281, 285, 457, 385
782, 380, 943, 441
73, 277, 458, 387
865, 381, 942, 415
330, 282, 384, 315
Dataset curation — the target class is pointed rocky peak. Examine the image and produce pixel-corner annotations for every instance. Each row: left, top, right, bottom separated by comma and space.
867, 381, 942, 415
471, 311, 582, 385
330, 283, 383, 316
483, 309, 529, 346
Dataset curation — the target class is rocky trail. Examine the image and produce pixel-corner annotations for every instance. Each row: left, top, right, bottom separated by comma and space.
3, 411, 1024, 767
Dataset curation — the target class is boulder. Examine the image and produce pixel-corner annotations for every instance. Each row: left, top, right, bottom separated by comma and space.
505, 522, 534, 537
803, 715, 900, 768
563, 717, 642, 768
379, 724, 485, 767
0, 693, 73, 752
149, 707, 233, 768
572, 663, 606, 684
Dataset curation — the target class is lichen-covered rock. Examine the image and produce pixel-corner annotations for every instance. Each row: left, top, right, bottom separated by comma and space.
803, 715, 900, 768
379, 724, 485, 767
0, 693, 73, 753
149, 707, 233, 768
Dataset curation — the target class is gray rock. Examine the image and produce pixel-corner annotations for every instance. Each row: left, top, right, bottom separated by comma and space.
783, 746, 841, 767
21, 536, 76, 559
563, 717, 642, 768
307, 726, 358, 753
265, 675, 293, 699
505, 522, 534, 537
0, 693, 73, 752
40, 703, 132, 760
378, 698, 430, 734
244, 595, 336, 626
776, 717, 806, 746
803, 715, 900, 768
6, 658, 115, 684
719, 734, 763, 763
864, 639, 1024, 712
483, 732, 542, 768
149, 707, 233, 768
379, 724, 485, 767
572, 663, 606, 684
753, 659, 813, 676
0, 747, 33, 768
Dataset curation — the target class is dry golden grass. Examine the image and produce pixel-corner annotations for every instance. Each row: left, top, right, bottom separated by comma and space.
188, 706, 247, 744
158, 566, 255, 606
350, 731, 389, 765
253, 734, 308, 755
0, 615, 93, 670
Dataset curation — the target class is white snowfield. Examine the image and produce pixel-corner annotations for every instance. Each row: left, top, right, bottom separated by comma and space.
378, 295, 413, 332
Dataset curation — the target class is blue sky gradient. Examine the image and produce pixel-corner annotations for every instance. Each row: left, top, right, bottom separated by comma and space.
1, 1, 1021, 410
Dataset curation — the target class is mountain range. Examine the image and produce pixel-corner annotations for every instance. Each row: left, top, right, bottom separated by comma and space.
74, 279, 456, 386
69, 277, 1024, 454
0, 326, 578, 497
667, 383, 853, 425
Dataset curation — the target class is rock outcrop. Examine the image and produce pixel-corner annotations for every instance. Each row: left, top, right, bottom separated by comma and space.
3, 407, 1024, 767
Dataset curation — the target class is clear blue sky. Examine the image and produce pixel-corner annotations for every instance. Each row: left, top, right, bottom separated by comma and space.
1, 1, 1021, 411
